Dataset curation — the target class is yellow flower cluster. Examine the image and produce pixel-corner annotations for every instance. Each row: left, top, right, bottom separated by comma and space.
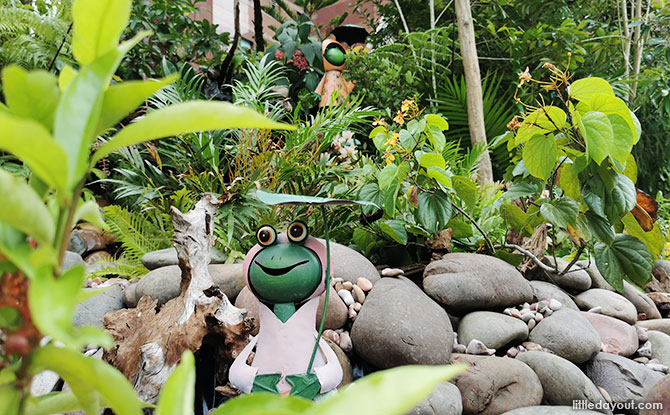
393, 97, 421, 125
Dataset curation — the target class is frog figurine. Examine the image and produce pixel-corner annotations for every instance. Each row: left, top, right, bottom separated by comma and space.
228, 221, 343, 399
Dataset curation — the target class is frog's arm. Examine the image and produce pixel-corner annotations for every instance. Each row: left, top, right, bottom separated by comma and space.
313, 338, 343, 393
228, 336, 259, 394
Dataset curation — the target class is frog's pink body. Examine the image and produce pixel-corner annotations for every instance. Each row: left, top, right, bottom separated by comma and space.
228, 234, 343, 394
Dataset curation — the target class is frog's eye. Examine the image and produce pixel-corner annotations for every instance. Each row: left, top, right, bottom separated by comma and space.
287, 221, 309, 244
256, 225, 277, 246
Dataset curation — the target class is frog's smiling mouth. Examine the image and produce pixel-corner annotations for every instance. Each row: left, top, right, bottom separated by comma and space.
255, 260, 310, 276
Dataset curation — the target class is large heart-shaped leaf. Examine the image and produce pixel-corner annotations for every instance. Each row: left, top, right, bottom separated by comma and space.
594, 234, 653, 292
380, 220, 407, 244
416, 191, 452, 233
580, 111, 613, 165
569, 77, 615, 100
540, 197, 579, 228
378, 164, 398, 190
522, 135, 557, 180
622, 213, 664, 260
452, 176, 477, 212
607, 113, 634, 166
604, 173, 636, 222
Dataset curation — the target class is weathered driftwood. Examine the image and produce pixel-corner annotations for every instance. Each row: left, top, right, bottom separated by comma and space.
104, 194, 252, 403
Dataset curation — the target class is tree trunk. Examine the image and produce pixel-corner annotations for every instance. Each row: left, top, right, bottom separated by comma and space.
253, 0, 265, 52
104, 194, 252, 403
454, 0, 494, 186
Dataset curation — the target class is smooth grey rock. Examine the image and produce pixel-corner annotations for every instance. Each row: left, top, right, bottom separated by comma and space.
529, 308, 601, 363
423, 253, 533, 312
30, 370, 60, 396
316, 239, 380, 285
458, 311, 528, 350
636, 319, 670, 336
515, 351, 609, 413
124, 264, 245, 307
141, 247, 227, 270
584, 352, 664, 414
67, 231, 86, 255
407, 382, 462, 415
62, 251, 85, 272
543, 257, 592, 292
529, 280, 579, 311
503, 407, 604, 415
451, 354, 542, 415
647, 331, 670, 366
73, 285, 124, 327
351, 277, 453, 369
623, 281, 662, 320
575, 289, 638, 324
641, 375, 670, 415
578, 260, 615, 291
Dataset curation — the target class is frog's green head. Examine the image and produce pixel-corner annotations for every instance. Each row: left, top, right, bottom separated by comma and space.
243, 221, 328, 305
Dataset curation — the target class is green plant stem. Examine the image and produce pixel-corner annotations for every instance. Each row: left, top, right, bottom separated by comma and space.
56, 179, 85, 270
307, 206, 331, 375
451, 202, 495, 254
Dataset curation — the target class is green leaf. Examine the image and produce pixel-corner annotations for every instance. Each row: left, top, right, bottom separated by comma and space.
0, 384, 21, 415
595, 234, 653, 292
2, 65, 60, 129
558, 163, 580, 200
607, 114, 634, 165
501, 182, 540, 199
585, 210, 615, 245
24, 391, 91, 415
622, 213, 664, 260
383, 182, 400, 217
30, 345, 143, 415
630, 110, 641, 143
29, 266, 112, 349
210, 393, 311, 415
0, 307, 22, 331
72, 0, 131, 65
446, 218, 473, 238
588, 94, 636, 135
426, 166, 451, 187
540, 197, 579, 228
378, 164, 398, 190
425, 114, 449, 130
358, 183, 384, 214
55, 49, 122, 188
93, 102, 296, 164
515, 106, 566, 145
580, 111, 613, 164
425, 125, 446, 152
569, 77, 615, 100
73, 200, 108, 230
398, 129, 418, 149
501, 203, 530, 233
416, 191, 452, 233
0, 168, 55, 246
58, 65, 78, 91
353, 228, 378, 256
452, 176, 477, 212
604, 173, 636, 222
380, 220, 407, 244
419, 153, 446, 169
623, 154, 638, 183
96, 74, 178, 135
494, 251, 524, 267
309, 365, 467, 415
156, 351, 195, 415
0, 111, 68, 190
522, 135, 557, 180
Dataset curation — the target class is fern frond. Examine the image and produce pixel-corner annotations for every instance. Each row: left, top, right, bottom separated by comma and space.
103, 205, 172, 265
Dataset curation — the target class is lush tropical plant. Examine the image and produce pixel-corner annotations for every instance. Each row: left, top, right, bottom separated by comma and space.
0, 0, 292, 412
265, 14, 324, 112
500, 63, 662, 292
118, 0, 230, 80
0, 0, 73, 72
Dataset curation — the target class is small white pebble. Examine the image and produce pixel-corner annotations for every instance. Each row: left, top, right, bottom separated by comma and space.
381, 267, 404, 277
